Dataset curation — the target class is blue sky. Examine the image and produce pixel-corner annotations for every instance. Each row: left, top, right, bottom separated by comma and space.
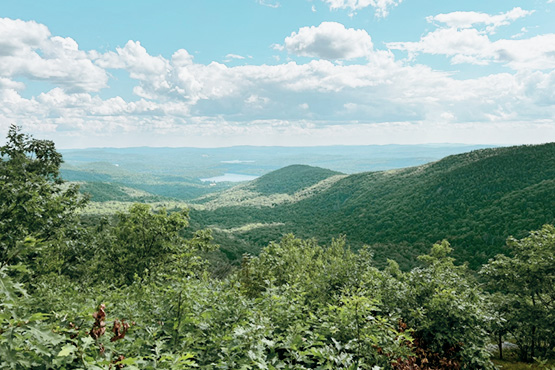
1, 0, 555, 147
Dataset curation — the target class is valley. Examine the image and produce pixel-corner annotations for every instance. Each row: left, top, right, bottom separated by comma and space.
70, 143, 555, 270
2, 127, 554, 369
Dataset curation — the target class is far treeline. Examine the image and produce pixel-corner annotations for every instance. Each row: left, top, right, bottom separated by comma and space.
1, 125, 554, 369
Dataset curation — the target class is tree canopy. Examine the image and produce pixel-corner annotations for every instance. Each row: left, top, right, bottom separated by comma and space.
1, 128, 554, 368
0, 125, 85, 267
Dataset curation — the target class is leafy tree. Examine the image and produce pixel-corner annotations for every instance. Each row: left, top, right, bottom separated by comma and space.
0, 125, 85, 267
389, 240, 494, 369
237, 235, 414, 369
238, 234, 364, 302
102, 204, 188, 284
481, 224, 555, 361
98, 203, 217, 284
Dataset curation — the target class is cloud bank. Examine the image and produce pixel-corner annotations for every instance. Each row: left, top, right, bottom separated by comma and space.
0, 12, 554, 147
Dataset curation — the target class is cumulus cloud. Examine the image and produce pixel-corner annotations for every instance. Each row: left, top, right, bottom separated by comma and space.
0, 18, 108, 92
1, 16, 555, 147
6, 43, 554, 129
0, 77, 25, 91
494, 34, 555, 70
524, 69, 555, 106
94, 40, 169, 99
388, 28, 493, 63
389, 31, 555, 70
427, 7, 534, 34
322, 0, 402, 17
281, 22, 374, 60
388, 8, 555, 70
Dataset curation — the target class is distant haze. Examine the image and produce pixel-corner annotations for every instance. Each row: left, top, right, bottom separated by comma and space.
60, 144, 496, 177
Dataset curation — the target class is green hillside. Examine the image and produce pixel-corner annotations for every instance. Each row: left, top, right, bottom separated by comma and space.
3, 127, 553, 368
76, 182, 165, 203
192, 165, 345, 209
190, 143, 555, 269
246, 165, 342, 195
60, 162, 235, 201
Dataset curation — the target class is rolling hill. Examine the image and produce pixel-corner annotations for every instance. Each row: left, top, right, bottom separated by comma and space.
60, 161, 234, 201
189, 143, 555, 269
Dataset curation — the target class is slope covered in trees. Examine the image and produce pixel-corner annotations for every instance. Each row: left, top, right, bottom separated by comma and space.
61, 162, 233, 201
245, 164, 342, 195
61, 145, 493, 202
190, 143, 555, 269
1, 127, 554, 368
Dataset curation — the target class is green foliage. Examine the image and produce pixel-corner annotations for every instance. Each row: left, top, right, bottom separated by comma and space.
2, 128, 552, 369
369, 241, 495, 369
238, 235, 361, 300
88, 203, 217, 285
191, 143, 555, 270
77, 181, 165, 203
236, 235, 414, 368
109, 204, 188, 282
246, 164, 342, 195
482, 225, 555, 362
0, 125, 86, 267
406, 241, 493, 369
0, 265, 68, 369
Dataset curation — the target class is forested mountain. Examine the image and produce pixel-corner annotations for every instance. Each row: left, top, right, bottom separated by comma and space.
190, 143, 555, 269
60, 144, 492, 202
60, 144, 492, 177
2, 127, 554, 368
245, 165, 342, 195
193, 165, 344, 207
61, 162, 233, 201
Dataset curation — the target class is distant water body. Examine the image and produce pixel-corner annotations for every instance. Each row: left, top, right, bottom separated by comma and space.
200, 173, 259, 183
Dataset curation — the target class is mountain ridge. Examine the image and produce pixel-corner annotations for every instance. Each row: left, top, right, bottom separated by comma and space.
189, 143, 555, 268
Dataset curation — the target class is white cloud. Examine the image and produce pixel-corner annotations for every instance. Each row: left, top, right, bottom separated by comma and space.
6, 47, 553, 128
0, 77, 25, 91
389, 29, 555, 70
322, 0, 402, 17
388, 8, 555, 71
0, 18, 108, 92
494, 34, 555, 70
257, 0, 280, 8
282, 22, 375, 60
223, 53, 247, 63
244, 94, 270, 110
427, 7, 534, 34
524, 69, 555, 105
511, 27, 528, 39
95, 40, 169, 99
388, 28, 493, 62
225, 54, 245, 60
1, 17, 555, 147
